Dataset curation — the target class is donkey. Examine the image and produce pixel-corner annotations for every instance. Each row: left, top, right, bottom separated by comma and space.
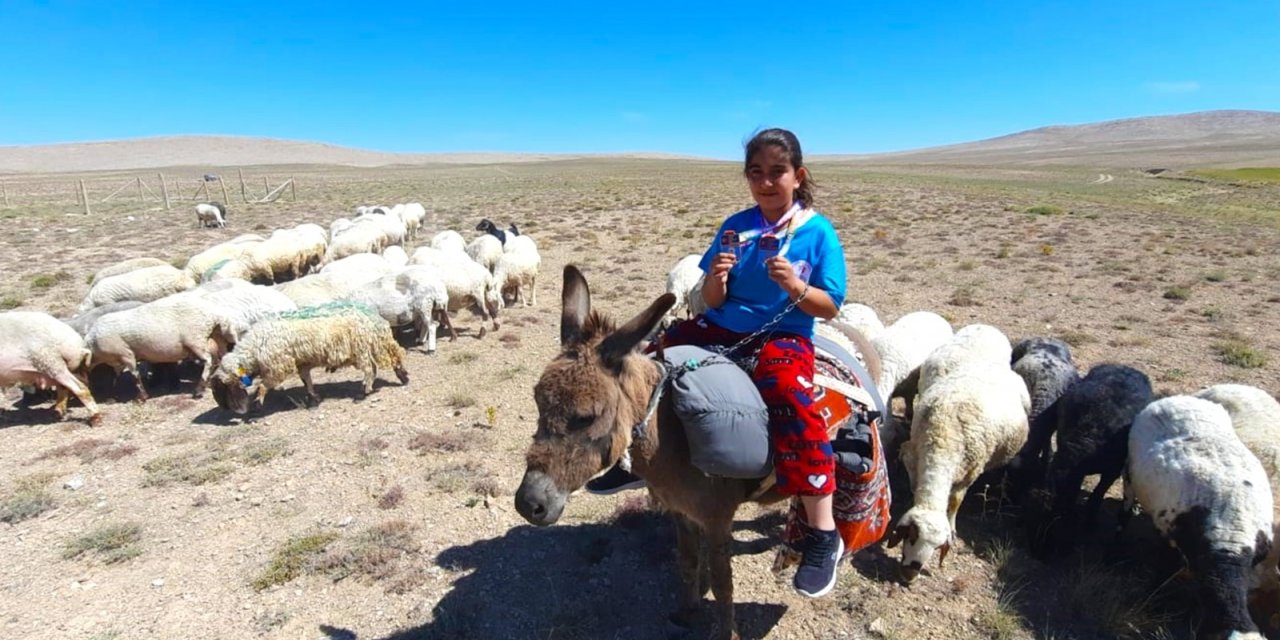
517, 265, 816, 640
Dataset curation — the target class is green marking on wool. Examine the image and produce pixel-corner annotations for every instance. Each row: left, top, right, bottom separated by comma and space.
202, 259, 232, 281
275, 301, 380, 321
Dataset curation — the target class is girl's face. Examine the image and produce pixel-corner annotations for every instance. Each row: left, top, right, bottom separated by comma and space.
745, 144, 807, 215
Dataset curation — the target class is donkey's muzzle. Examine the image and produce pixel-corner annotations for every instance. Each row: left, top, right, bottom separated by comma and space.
515, 470, 566, 526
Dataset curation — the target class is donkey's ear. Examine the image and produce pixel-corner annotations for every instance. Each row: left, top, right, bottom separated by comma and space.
561, 265, 591, 345
599, 293, 677, 368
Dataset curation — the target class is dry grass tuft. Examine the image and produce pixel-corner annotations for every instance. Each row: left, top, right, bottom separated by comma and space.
35, 438, 138, 464
378, 485, 405, 509
62, 522, 143, 564
408, 430, 472, 454
0, 473, 57, 524
252, 531, 339, 591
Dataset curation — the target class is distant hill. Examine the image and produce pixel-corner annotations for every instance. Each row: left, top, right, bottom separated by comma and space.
0, 135, 699, 174
822, 110, 1280, 168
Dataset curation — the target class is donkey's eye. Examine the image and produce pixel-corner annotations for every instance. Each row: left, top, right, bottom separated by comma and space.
567, 414, 596, 431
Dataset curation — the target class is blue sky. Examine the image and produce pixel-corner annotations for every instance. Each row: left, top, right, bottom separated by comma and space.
0, 1, 1276, 158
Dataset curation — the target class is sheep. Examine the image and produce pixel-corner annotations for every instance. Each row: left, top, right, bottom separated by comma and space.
238, 226, 324, 283
90, 257, 170, 287
319, 253, 396, 283
504, 233, 538, 256
275, 272, 373, 308
1123, 395, 1273, 639
409, 247, 501, 337
476, 218, 507, 245
209, 302, 408, 413
871, 310, 953, 405
185, 236, 267, 282
1028, 364, 1151, 556
341, 266, 454, 353
833, 303, 884, 341
916, 323, 1012, 391
888, 364, 1030, 582
354, 211, 406, 248
0, 311, 101, 426
431, 230, 466, 253
492, 244, 541, 307
382, 245, 408, 269
397, 203, 426, 239
1007, 337, 1080, 488
79, 264, 197, 313
64, 301, 144, 337
195, 202, 227, 228
86, 295, 236, 400
664, 254, 703, 320
508, 222, 520, 236
326, 223, 385, 263
190, 280, 298, 338
1195, 384, 1280, 631
466, 234, 504, 274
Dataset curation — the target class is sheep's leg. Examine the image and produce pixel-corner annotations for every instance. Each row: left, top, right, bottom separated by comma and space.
425, 317, 438, 354
299, 368, 320, 406
1087, 468, 1122, 525
671, 515, 706, 628
529, 273, 536, 306
52, 386, 70, 418
123, 357, 148, 402
52, 368, 102, 426
359, 362, 376, 399
706, 517, 738, 640
947, 487, 966, 533
438, 307, 457, 343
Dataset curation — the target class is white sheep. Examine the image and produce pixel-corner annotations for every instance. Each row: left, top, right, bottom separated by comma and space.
90, 257, 170, 287
888, 364, 1030, 582
64, 301, 144, 337
189, 280, 298, 338
916, 323, 1012, 392
397, 202, 426, 239
275, 272, 371, 307
79, 264, 197, 313
1195, 384, 1280, 629
209, 302, 408, 413
319, 253, 396, 283
382, 245, 409, 269
834, 303, 885, 341
492, 245, 541, 307
194, 202, 227, 228
0, 311, 101, 426
326, 223, 386, 263
431, 230, 466, 253
466, 234, 504, 274
86, 295, 236, 400
185, 236, 268, 282
1124, 395, 1273, 639
504, 233, 538, 255
664, 254, 703, 320
871, 311, 954, 404
409, 247, 501, 337
354, 211, 406, 248
341, 266, 453, 353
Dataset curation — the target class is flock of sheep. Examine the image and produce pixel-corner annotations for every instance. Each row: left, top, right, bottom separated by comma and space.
0, 202, 542, 424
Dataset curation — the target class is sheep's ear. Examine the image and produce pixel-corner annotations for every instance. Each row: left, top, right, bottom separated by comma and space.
599, 293, 677, 369
886, 521, 915, 548
938, 540, 952, 568
561, 265, 591, 346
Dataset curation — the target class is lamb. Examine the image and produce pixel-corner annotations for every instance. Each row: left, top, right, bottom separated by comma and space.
195, 202, 227, 228
888, 364, 1030, 582
90, 257, 170, 287
409, 247, 501, 336
492, 243, 541, 308
209, 302, 408, 413
86, 295, 236, 399
1030, 364, 1151, 556
1123, 395, 1273, 639
0, 311, 101, 426
834, 303, 884, 341
341, 266, 454, 353
397, 203, 426, 239
79, 264, 197, 312
430, 230, 467, 253
466, 234, 504, 274
664, 254, 703, 320
1007, 337, 1081, 488
1195, 384, 1280, 631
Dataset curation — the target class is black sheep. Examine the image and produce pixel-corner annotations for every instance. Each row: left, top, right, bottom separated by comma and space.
1006, 337, 1081, 491
475, 218, 506, 245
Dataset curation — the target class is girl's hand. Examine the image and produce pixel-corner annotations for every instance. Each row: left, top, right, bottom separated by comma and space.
709, 252, 737, 283
766, 256, 805, 297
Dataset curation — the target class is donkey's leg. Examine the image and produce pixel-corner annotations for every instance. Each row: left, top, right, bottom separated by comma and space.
670, 515, 705, 628
706, 516, 738, 640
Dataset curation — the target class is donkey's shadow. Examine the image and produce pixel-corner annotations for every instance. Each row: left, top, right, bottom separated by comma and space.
363, 511, 787, 640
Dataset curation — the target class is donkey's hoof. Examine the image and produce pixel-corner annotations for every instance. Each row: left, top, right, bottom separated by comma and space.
87, 414, 103, 428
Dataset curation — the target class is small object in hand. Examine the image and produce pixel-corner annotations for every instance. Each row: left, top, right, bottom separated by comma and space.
759, 233, 781, 263
720, 229, 740, 259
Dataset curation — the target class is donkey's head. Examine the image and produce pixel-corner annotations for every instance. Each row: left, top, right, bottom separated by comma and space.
514, 265, 675, 526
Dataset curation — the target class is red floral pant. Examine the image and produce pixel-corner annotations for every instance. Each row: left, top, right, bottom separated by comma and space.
661, 316, 835, 496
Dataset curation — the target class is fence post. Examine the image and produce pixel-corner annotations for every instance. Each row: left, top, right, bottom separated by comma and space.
1, 183, 8, 207
219, 177, 230, 204
290, 177, 296, 201
136, 177, 144, 202
262, 176, 269, 198
238, 168, 247, 203
158, 173, 171, 209
79, 180, 91, 215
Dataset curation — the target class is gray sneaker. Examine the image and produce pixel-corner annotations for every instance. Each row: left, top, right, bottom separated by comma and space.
793, 527, 843, 598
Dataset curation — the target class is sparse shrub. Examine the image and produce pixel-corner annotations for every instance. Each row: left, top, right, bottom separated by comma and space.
995, 244, 1011, 259
378, 485, 405, 510
30, 271, 72, 289
872, 228, 889, 242
62, 523, 143, 564
1162, 286, 1191, 301
1058, 329, 1096, 347
1214, 340, 1267, 368
0, 474, 56, 524
35, 438, 137, 464
1039, 243, 1054, 256
1026, 205, 1064, 216
1199, 306, 1223, 320
446, 393, 476, 409
252, 532, 339, 591
947, 286, 980, 307
1159, 368, 1188, 382
1203, 270, 1227, 282
957, 260, 975, 271
498, 332, 521, 347
448, 352, 478, 365
407, 431, 471, 453
0, 295, 21, 310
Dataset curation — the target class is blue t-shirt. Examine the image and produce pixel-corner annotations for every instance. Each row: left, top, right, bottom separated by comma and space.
698, 205, 846, 338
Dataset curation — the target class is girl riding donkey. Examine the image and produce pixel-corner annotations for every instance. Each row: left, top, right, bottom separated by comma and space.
588, 128, 850, 598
